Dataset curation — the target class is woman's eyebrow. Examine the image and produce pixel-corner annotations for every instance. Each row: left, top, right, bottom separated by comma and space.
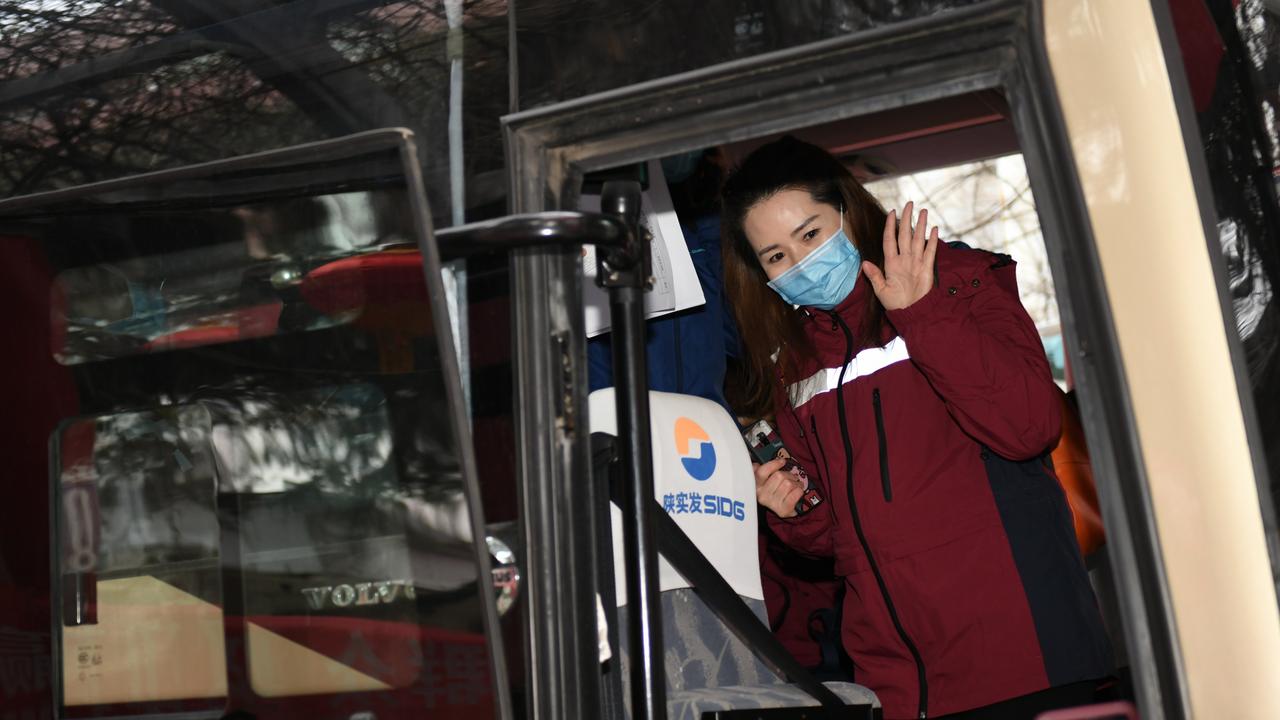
756, 243, 780, 257
791, 214, 819, 236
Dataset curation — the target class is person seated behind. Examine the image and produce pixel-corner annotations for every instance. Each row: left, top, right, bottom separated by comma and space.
588, 149, 740, 411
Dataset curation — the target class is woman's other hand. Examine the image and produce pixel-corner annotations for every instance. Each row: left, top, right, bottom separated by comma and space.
862, 201, 939, 311
754, 457, 803, 518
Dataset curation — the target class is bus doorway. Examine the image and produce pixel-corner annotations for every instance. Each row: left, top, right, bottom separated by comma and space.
573, 87, 1131, 720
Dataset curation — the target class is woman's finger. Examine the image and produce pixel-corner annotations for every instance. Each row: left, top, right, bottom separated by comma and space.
882, 209, 899, 259
757, 474, 782, 509
763, 471, 791, 496
912, 208, 928, 258
763, 472, 799, 505
898, 201, 914, 257
923, 225, 940, 270
754, 457, 787, 487
780, 484, 804, 513
862, 260, 887, 296
766, 474, 803, 517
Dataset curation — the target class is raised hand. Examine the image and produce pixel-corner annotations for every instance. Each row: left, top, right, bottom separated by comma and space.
754, 457, 803, 518
862, 201, 940, 311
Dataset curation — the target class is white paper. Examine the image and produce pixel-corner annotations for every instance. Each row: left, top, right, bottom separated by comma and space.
596, 593, 612, 663
580, 159, 706, 337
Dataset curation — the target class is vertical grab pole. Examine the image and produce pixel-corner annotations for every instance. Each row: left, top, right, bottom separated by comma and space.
597, 181, 665, 720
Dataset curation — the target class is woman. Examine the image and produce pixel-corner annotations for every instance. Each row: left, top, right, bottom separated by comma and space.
721, 137, 1112, 719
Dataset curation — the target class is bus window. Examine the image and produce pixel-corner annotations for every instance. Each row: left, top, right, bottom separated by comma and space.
1163, 0, 1280, 583
0, 133, 509, 720
514, 0, 990, 108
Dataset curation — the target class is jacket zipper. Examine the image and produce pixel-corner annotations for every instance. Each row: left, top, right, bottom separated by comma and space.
829, 312, 928, 719
872, 388, 892, 503
809, 416, 833, 485
807, 414, 854, 683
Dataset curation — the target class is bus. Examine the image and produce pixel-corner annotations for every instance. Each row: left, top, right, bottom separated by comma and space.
1, 1, 1278, 718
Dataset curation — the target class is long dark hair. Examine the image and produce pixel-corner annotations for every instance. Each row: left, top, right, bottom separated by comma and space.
720, 136, 888, 418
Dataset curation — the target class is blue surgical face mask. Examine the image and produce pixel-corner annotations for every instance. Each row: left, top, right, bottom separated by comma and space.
766, 214, 861, 310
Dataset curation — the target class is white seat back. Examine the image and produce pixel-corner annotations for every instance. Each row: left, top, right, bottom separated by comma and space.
588, 389, 763, 605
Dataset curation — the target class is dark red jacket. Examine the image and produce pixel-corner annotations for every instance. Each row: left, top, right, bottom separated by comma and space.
767, 242, 1112, 719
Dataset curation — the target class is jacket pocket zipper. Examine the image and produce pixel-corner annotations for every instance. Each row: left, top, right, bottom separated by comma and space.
872, 388, 892, 502
809, 416, 833, 485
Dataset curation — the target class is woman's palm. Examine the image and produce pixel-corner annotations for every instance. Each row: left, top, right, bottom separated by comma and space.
862, 201, 939, 311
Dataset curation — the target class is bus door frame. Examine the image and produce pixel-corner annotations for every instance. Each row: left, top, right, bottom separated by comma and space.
501, 1, 1186, 718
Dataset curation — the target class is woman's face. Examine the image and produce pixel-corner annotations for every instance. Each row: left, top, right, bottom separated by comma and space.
742, 189, 844, 281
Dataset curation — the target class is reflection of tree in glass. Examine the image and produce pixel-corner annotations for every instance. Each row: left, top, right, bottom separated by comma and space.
207, 384, 393, 495
517, 0, 985, 105
0, 1, 512, 218
83, 406, 219, 572
0, 1, 324, 196
1194, 0, 1280, 527
78, 377, 467, 569
202, 380, 462, 503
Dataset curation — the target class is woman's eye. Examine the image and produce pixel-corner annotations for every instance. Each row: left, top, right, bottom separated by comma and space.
768, 252, 784, 264
803, 228, 820, 242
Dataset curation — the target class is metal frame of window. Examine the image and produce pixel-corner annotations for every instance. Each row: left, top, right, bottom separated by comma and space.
502, 1, 1186, 718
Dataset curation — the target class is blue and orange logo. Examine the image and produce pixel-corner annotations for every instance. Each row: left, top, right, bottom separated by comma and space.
675, 417, 716, 481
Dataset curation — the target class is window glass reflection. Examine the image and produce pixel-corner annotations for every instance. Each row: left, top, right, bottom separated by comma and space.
48, 186, 422, 365
56, 406, 226, 710
1167, 0, 1280, 573
22, 137, 498, 718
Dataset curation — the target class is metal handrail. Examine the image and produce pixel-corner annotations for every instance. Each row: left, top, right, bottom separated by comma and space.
435, 211, 627, 259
